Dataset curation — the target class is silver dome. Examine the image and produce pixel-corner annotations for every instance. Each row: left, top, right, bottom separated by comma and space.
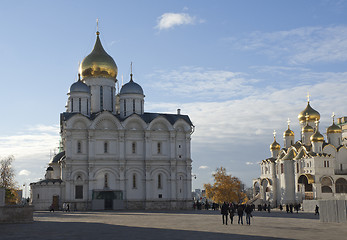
70, 80, 90, 93
120, 75, 144, 95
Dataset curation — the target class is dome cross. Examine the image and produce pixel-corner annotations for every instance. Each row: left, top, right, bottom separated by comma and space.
331, 112, 336, 123
306, 92, 311, 102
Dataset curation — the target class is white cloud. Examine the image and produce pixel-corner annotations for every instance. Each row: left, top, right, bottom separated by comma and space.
19, 169, 31, 176
226, 26, 347, 65
156, 13, 197, 30
199, 165, 209, 169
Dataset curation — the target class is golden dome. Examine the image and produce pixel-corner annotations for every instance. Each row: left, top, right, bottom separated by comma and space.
79, 32, 118, 80
327, 123, 342, 134
284, 128, 294, 137
302, 124, 314, 133
310, 131, 324, 142
270, 138, 281, 151
298, 102, 320, 123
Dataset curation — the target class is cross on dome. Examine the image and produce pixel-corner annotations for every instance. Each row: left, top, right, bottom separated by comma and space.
307, 92, 311, 102
331, 112, 336, 123
273, 130, 277, 138
287, 118, 291, 128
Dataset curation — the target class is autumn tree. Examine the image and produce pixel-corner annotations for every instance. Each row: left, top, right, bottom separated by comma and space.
0, 156, 19, 204
204, 167, 248, 204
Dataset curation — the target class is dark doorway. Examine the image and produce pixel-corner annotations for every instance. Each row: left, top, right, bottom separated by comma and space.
104, 191, 114, 210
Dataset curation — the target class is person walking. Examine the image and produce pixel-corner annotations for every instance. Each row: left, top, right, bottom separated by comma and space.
237, 204, 244, 225
245, 205, 253, 225
286, 204, 289, 213
229, 204, 235, 224
221, 202, 229, 225
268, 204, 271, 213
315, 205, 319, 215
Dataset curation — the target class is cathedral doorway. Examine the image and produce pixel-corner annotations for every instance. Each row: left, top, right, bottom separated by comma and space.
92, 190, 124, 210
298, 174, 314, 200
52, 195, 59, 210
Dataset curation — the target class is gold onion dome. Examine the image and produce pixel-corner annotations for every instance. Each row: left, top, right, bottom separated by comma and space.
327, 123, 342, 134
270, 138, 281, 151
298, 102, 320, 123
284, 128, 294, 137
79, 32, 118, 80
302, 124, 314, 133
310, 130, 324, 142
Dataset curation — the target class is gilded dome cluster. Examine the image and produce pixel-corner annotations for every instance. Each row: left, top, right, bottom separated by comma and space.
79, 32, 118, 80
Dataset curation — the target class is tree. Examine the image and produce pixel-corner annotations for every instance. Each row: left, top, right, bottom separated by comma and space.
0, 156, 19, 204
204, 167, 248, 204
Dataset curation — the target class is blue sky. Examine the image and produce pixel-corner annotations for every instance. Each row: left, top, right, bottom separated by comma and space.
1, 0, 347, 196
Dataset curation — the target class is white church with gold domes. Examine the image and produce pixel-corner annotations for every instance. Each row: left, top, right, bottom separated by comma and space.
253, 98, 347, 208
30, 30, 194, 210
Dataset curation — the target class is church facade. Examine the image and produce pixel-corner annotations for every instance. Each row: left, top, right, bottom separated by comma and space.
253, 99, 347, 207
30, 30, 194, 210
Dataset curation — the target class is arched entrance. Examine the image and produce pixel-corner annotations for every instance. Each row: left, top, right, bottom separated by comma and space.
298, 174, 314, 200
261, 178, 272, 203
335, 178, 347, 193
321, 176, 333, 193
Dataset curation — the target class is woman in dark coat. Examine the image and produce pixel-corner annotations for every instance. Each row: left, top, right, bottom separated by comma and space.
229, 204, 235, 224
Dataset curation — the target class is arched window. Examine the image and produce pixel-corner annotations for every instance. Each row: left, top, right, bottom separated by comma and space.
158, 174, 162, 189
133, 99, 135, 113
79, 98, 81, 113
336, 178, 347, 193
157, 142, 161, 154
281, 163, 284, 174
77, 141, 82, 153
104, 174, 108, 188
124, 100, 126, 116
100, 86, 103, 110
104, 142, 108, 153
71, 98, 74, 112
132, 174, 136, 189
132, 142, 136, 154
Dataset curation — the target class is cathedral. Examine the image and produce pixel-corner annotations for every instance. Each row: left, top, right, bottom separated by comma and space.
30, 30, 194, 210
253, 98, 347, 207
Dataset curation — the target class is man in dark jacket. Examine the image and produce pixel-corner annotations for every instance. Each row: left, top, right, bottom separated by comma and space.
237, 204, 244, 225
221, 202, 229, 225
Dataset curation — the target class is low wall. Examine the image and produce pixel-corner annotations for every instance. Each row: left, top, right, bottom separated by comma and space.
318, 200, 347, 223
303, 200, 318, 212
0, 205, 34, 223
0, 188, 5, 206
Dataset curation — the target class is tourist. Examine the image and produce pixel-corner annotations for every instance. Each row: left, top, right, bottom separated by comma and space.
279, 205, 283, 211
245, 205, 253, 225
315, 205, 319, 215
237, 204, 244, 225
286, 204, 289, 213
221, 202, 229, 225
268, 204, 271, 213
49, 204, 54, 212
229, 204, 235, 224
290, 204, 293, 213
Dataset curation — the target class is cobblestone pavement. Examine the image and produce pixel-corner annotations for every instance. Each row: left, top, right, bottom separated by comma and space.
1, 210, 346, 240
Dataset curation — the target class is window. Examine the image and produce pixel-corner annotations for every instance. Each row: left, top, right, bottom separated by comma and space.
37, 194, 39, 199
297, 185, 300, 191
77, 141, 81, 153
178, 145, 181, 148
104, 142, 108, 153
124, 100, 126, 116
157, 142, 161, 154
104, 174, 108, 188
324, 161, 326, 168
341, 164, 343, 171
111, 88, 114, 112
296, 163, 299, 173
100, 86, 103, 110
132, 142, 136, 154
132, 174, 136, 189
158, 174, 162, 189
75, 185, 83, 199
281, 163, 284, 174
327, 161, 329, 168
71, 98, 74, 112
158, 194, 162, 198
133, 99, 135, 113
79, 98, 81, 113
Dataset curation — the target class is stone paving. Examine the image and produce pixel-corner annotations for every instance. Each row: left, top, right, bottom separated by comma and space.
1, 210, 347, 240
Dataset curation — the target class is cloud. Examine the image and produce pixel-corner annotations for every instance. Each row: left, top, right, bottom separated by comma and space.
19, 169, 31, 176
226, 26, 347, 65
246, 162, 257, 165
156, 13, 197, 30
199, 165, 209, 169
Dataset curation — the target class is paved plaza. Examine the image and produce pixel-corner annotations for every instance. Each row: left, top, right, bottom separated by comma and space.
1, 210, 347, 240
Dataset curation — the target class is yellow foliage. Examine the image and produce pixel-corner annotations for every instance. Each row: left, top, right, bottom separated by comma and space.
204, 167, 247, 204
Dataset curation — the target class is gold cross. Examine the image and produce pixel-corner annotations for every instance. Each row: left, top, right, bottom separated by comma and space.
307, 92, 311, 102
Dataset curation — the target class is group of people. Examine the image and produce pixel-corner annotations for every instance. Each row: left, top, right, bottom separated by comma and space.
221, 202, 254, 225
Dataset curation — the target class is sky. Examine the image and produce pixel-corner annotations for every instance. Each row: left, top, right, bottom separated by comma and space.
1, 0, 347, 197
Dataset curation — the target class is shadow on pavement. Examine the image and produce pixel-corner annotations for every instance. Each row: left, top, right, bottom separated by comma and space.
1, 221, 290, 240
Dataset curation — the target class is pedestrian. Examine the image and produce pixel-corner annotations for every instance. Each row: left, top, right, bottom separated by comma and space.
315, 205, 319, 215
67, 203, 70, 212
49, 204, 54, 212
268, 204, 271, 213
245, 205, 253, 225
279, 205, 283, 211
290, 204, 293, 213
237, 204, 244, 225
286, 204, 289, 213
229, 204, 235, 224
221, 202, 229, 225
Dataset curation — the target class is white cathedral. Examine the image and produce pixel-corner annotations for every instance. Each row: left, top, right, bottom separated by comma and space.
253, 99, 347, 207
30, 30, 194, 210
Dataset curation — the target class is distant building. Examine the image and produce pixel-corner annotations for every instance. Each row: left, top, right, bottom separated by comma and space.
30, 30, 194, 210
253, 98, 347, 207
337, 116, 347, 145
